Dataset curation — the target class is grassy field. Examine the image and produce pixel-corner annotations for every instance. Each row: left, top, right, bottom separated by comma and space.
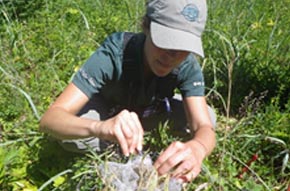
0, 0, 289, 190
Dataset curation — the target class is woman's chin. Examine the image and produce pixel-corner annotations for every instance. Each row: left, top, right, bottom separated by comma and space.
153, 69, 171, 77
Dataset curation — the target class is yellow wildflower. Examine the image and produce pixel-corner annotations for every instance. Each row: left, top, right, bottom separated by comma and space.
67, 8, 79, 15
74, 65, 80, 72
267, 19, 275, 26
251, 21, 262, 29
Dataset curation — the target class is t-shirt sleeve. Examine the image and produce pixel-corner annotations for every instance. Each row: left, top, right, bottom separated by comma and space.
72, 33, 123, 98
178, 54, 205, 97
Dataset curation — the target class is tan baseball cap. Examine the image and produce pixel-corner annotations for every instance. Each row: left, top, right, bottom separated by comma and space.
146, 0, 207, 57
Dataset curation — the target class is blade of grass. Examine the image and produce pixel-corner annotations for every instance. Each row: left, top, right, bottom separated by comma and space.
0, 136, 42, 147
0, 83, 40, 120
38, 169, 73, 191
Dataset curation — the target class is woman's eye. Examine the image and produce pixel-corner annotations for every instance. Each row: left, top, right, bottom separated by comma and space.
166, 50, 177, 57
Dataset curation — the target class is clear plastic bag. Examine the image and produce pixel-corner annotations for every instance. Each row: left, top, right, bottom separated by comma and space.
98, 155, 182, 191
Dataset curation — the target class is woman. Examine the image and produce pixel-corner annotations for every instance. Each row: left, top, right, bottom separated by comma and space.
40, 0, 216, 182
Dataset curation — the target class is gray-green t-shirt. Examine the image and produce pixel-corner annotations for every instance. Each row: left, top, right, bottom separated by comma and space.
72, 32, 205, 108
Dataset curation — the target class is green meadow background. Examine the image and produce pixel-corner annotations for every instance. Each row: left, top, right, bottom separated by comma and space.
0, 0, 289, 190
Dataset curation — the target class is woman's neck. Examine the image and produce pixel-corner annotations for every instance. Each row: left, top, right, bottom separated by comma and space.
143, 56, 155, 83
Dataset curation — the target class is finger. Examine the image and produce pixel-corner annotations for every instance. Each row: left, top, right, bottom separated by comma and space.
182, 165, 201, 182
157, 147, 192, 175
130, 112, 144, 152
126, 112, 139, 153
119, 110, 142, 154
171, 158, 194, 178
119, 110, 134, 139
154, 142, 184, 173
154, 141, 184, 168
114, 122, 129, 156
120, 113, 140, 154
177, 169, 198, 183
191, 166, 201, 179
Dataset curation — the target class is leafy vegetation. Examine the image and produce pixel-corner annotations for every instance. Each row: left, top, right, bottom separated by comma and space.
203, 0, 290, 115
0, 0, 289, 190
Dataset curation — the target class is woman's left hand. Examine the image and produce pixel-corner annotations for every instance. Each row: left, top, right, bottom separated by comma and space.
154, 139, 207, 182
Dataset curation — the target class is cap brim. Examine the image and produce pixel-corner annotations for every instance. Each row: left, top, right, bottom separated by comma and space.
150, 22, 204, 57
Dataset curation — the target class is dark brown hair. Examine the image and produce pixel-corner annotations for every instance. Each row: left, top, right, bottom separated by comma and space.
141, 15, 151, 32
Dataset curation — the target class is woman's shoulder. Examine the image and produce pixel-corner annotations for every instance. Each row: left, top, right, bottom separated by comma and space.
101, 32, 124, 49
99, 32, 143, 55
178, 54, 201, 72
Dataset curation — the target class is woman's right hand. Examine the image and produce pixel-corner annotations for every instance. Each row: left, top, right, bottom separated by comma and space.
94, 109, 144, 156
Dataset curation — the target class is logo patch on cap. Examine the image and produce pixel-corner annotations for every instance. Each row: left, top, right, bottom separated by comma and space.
181, 4, 199, 22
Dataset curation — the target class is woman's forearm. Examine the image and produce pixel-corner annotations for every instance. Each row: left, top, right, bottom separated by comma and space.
192, 126, 216, 156
39, 107, 99, 140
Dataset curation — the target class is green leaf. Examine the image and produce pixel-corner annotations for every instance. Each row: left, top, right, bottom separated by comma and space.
53, 176, 66, 188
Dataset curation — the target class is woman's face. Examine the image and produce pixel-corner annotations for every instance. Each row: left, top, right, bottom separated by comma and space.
144, 32, 190, 77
